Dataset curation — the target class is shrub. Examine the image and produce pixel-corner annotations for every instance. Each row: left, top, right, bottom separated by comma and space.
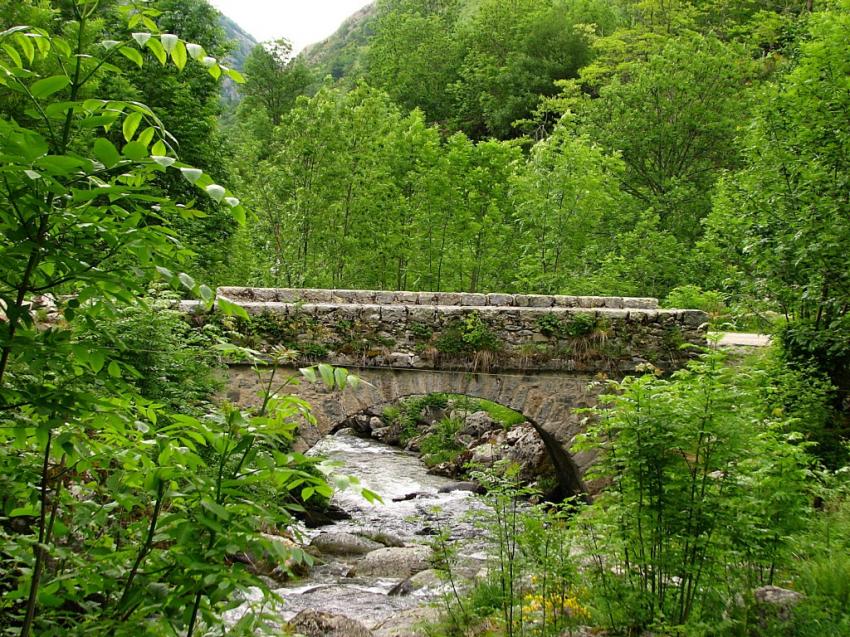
575, 349, 812, 633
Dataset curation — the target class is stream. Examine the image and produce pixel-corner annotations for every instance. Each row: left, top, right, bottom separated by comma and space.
225, 430, 493, 632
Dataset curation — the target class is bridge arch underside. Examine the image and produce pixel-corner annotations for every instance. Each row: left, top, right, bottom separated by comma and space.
226, 365, 607, 499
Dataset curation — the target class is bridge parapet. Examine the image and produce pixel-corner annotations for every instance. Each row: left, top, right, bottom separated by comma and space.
216, 287, 659, 310
193, 288, 706, 375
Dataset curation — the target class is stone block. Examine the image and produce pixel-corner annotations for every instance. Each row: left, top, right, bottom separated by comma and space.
439, 293, 463, 306
375, 291, 397, 305
528, 295, 555, 308
396, 291, 419, 304
330, 289, 358, 303
313, 303, 338, 317
359, 304, 382, 322
553, 296, 579, 307
380, 306, 407, 323
625, 297, 659, 309
597, 308, 629, 320
303, 289, 334, 303
602, 297, 624, 309
577, 296, 604, 308
680, 309, 708, 327
459, 293, 487, 306
333, 304, 359, 322
486, 293, 514, 306
351, 290, 377, 304
407, 305, 436, 323
417, 292, 440, 305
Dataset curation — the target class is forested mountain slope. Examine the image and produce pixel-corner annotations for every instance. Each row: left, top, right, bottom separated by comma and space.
300, 2, 377, 82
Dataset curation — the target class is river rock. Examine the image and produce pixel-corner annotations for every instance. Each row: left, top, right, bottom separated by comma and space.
288, 609, 374, 637
468, 423, 553, 482
437, 481, 483, 494
373, 606, 441, 637
372, 424, 402, 446
460, 411, 501, 437
353, 546, 433, 578
310, 532, 384, 556
754, 585, 804, 622
388, 568, 444, 596
356, 530, 406, 548
299, 503, 352, 528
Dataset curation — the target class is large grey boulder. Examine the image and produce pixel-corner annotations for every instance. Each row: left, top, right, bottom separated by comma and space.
288, 609, 374, 637
388, 568, 444, 596
353, 546, 433, 578
468, 423, 553, 482
754, 585, 804, 622
460, 411, 501, 437
310, 532, 383, 557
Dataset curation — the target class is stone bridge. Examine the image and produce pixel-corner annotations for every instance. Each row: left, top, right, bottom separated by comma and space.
202, 288, 708, 497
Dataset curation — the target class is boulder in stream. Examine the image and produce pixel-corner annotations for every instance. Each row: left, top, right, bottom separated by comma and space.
288, 609, 374, 637
388, 568, 444, 596
353, 546, 433, 578
310, 532, 384, 557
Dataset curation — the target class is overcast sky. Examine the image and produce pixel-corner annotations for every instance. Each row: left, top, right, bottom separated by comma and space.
209, 0, 373, 53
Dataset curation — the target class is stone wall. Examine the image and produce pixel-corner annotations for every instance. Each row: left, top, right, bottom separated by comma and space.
198, 287, 708, 375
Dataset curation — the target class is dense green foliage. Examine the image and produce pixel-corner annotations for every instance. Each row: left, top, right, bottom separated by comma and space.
3, 0, 850, 635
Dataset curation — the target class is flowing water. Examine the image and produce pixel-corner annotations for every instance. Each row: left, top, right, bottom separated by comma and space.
226, 431, 492, 630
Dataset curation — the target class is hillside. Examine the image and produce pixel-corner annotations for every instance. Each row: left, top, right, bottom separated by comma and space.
219, 13, 257, 71
299, 2, 377, 82
219, 13, 257, 105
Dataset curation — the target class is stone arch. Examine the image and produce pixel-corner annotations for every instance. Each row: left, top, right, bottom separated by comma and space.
226, 365, 605, 499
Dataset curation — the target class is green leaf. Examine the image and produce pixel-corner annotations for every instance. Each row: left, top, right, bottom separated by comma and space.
137, 126, 155, 147
122, 111, 142, 141
152, 155, 175, 168
200, 498, 231, 520
180, 167, 202, 184
35, 155, 89, 175
198, 284, 214, 305
160, 34, 179, 55
205, 184, 225, 202
172, 40, 187, 71
30, 74, 70, 98
14, 33, 35, 64
9, 505, 39, 517
299, 367, 317, 383
151, 155, 176, 170
226, 68, 245, 84
131, 32, 151, 47
318, 363, 335, 389
145, 38, 166, 65
186, 42, 205, 60
93, 138, 120, 168
178, 272, 195, 290
122, 141, 148, 161
217, 297, 249, 320
89, 350, 105, 374
108, 360, 121, 378
119, 46, 143, 68
2, 43, 22, 68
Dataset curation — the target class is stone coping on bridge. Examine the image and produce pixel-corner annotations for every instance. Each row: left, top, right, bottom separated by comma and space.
216, 286, 659, 310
